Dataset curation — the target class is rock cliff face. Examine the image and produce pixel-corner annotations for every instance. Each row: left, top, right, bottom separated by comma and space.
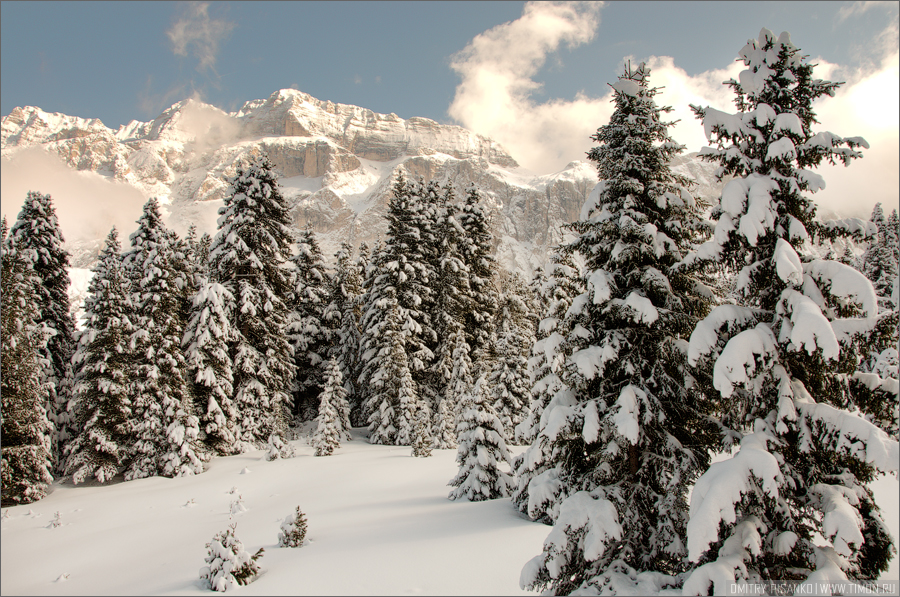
2, 89, 723, 277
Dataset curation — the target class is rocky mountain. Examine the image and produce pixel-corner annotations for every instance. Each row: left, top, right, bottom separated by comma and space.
2, 88, 723, 277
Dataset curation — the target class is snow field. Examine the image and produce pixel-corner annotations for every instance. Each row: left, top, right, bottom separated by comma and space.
1, 429, 549, 596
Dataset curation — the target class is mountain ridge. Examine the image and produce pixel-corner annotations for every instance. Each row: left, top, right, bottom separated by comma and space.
1, 88, 723, 276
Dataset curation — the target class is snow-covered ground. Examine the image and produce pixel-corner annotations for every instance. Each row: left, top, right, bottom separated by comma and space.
0, 430, 549, 596
2, 430, 897, 595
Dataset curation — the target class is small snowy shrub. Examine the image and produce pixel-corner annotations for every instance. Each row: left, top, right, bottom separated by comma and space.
199, 524, 263, 591
265, 431, 295, 461
278, 506, 308, 548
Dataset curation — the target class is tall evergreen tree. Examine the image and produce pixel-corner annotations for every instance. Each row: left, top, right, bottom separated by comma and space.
1, 218, 54, 505
862, 203, 899, 311
487, 271, 536, 444
675, 30, 897, 592
512, 248, 584, 523
311, 358, 351, 456
183, 280, 240, 455
209, 153, 297, 448
522, 62, 717, 594
323, 242, 364, 418
358, 175, 434, 445
9, 191, 77, 474
428, 182, 475, 422
458, 186, 500, 372
448, 376, 513, 502
122, 198, 206, 479
65, 228, 137, 484
287, 227, 329, 421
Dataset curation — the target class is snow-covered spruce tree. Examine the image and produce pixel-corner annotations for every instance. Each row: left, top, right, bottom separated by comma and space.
311, 358, 350, 456
487, 271, 536, 445
209, 153, 297, 448
458, 185, 500, 372
674, 30, 898, 592
862, 203, 900, 313
448, 375, 513, 501
65, 228, 137, 484
345, 243, 372, 425
9, 191, 77, 474
521, 62, 718, 595
183, 281, 240, 456
410, 401, 434, 458
200, 524, 264, 591
511, 248, 584, 523
358, 175, 435, 445
278, 507, 309, 548
1, 218, 53, 505
287, 227, 329, 422
122, 198, 206, 480
428, 182, 477, 425
323, 242, 363, 416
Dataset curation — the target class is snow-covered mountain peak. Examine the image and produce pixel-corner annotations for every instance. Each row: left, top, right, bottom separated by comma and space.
1, 86, 723, 277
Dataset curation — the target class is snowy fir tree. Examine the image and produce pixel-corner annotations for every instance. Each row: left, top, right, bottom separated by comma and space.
410, 401, 434, 458
200, 524, 264, 591
65, 228, 137, 484
1, 218, 54, 506
322, 242, 364, 417
458, 185, 500, 371
511, 248, 584, 523
428, 181, 478, 425
265, 430, 295, 461
209, 153, 296, 448
487, 271, 536, 445
674, 30, 898, 592
862, 203, 900, 312
358, 175, 436, 445
521, 62, 719, 594
9, 191, 77, 474
448, 376, 513, 502
311, 358, 351, 456
122, 197, 206, 480
278, 506, 309, 548
286, 227, 329, 421
183, 280, 240, 455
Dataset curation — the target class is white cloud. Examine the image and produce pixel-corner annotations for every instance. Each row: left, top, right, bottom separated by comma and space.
166, 1, 235, 72
837, 1, 897, 23
1, 148, 147, 244
448, 1, 608, 172
449, 4, 898, 219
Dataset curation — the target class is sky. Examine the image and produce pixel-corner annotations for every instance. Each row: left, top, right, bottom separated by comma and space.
1, 1, 898, 218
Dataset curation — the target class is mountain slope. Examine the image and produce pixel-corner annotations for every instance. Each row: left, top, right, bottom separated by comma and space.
2, 89, 723, 274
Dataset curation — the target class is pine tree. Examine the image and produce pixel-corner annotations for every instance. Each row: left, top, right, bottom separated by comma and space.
675, 30, 896, 592
448, 376, 513, 502
410, 402, 433, 458
487, 271, 536, 444
9, 191, 77, 474
1, 218, 54, 505
200, 524, 264, 591
209, 153, 296, 448
862, 203, 899, 311
512, 248, 584, 523
358, 175, 434, 445
65, 228, 136, 484
522, 62, 717, 594
278, 506, 308, 548
458, 186, 500, 372
428, 182, 475, 421
183, 280, 240, 455
123, 198, 206, 480
323, 242, 363, 415
311, 358, 350, 456
287, 227, 329, 421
